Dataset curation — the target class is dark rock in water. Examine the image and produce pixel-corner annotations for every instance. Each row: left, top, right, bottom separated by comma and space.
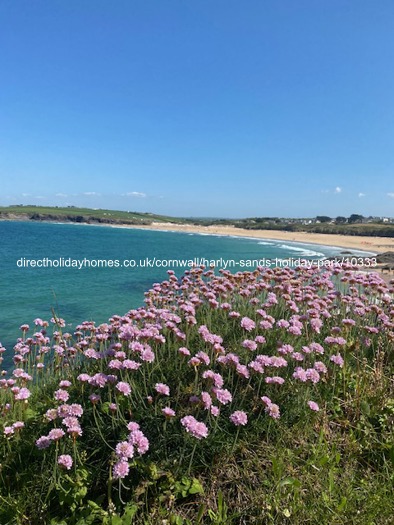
376, 252, 394, 264
340, 251, 354, 255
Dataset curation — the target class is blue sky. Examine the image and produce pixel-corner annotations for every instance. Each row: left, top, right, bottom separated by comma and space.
1, 1, 393, 218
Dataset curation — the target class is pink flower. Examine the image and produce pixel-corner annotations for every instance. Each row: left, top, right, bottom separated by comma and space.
45, 409, 58, 421
330, 354, 344, 367
126, 421, 140, 432
48, 428, 65, 441
36, 436, 51, 449
15, 387, 31, 401
77, 373, 91, 383
195, 351, 210, 365
122, 359, 141, 370
69, 404, 83, 417
89, 394, 101, 404
261, 396, 280, 419
155, 383, 170, 396
314, 361, 327, 374
113, 460, 130, 479
201, 391, 212, 410
266, 403, 280, 419
129, 429, 149, 454
181, 415, 209, 439
213, 388, 232, 405
229, 410, 248, 426
162, 407, 176, 418
242, 339, 257, 351
307, 401, 320, 412
54, 389, 69, 402
241, 317, 256, 331
4, 426, 14, 436
59, 380, 71, 389
210, 405, 220, 417
62, 416, 79, 429
115, 441, 134, 459
305, 368, 320, 384
202, 370, 224, 388
58, 454, 73, 470
116, 381, 132, 396
265, 376, 285, 385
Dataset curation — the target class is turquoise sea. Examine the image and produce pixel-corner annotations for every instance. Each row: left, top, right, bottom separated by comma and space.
0, 221, 368, 365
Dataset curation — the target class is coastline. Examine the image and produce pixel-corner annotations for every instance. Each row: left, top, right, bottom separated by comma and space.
108, 221, 394, 254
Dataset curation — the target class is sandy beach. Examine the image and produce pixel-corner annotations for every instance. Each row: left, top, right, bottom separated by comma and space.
112, 222, 394, 254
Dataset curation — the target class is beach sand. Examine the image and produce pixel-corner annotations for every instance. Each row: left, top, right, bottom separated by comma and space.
113, 222, 394, 254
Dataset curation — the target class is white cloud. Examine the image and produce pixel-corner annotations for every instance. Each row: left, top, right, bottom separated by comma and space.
388, 192, 394, 198
21, 193, 30, 197
83, 192, 101, 196
122, 191, 147, 198
55, 193, 68, 197
334, 186, 342, 193
358, 192, 366, 198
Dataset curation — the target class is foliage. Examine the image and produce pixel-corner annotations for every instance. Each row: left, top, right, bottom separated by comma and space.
1, 265, 394, 523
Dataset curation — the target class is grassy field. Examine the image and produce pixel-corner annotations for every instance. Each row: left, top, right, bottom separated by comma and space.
0, 205, 190, 224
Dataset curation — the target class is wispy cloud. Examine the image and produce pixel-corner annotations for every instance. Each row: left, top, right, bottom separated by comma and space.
358, 192, 366, 198
334, 186, 342, 194
83, 192, 101, 196
122, 191, 147, 198
21, 193, 30, 197
388, 192, 394, 198
55, 193, 68, 197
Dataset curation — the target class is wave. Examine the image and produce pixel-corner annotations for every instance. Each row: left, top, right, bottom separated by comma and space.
278, 244, 325, 257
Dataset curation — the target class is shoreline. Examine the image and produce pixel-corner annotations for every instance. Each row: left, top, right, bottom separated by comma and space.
3, 217, 394, 254
107, 221, 394, 254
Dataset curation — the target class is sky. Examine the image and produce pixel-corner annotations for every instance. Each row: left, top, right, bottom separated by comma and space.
0, 1, 393, 218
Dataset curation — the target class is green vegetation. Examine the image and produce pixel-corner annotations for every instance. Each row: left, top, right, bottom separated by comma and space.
1, 206, 394, 237
1, 266, 393, 523
0, 205, 190, 226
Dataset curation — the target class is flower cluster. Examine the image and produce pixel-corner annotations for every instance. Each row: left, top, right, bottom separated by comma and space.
1, 264, 393, 488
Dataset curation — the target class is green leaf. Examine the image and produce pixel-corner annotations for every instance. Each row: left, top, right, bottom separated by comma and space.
360, 401, 370, 416
109, 516, 123, 525
337, 496, 347, 512
24, 407, 37, 420
189, 478, 204, 495
122, 504, 138, 520
279, 477, 301, 489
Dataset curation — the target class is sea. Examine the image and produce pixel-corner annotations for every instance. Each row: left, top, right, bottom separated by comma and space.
0, 221, 371, 366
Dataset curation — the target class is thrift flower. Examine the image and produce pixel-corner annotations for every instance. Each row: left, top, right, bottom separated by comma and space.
116, 381, 132, 396
181, 415, 209, 439
113, 460, 130, 479
155, 383, 170, 396
58, 454, 73, 470
307, 401, 320, 412
229, 411, 248, 426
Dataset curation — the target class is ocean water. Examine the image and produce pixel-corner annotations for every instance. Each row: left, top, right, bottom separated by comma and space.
0, 221, 360, 361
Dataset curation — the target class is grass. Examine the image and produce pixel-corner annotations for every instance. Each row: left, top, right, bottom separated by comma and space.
0, 265, 393, 524
0, 205, 190, 224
